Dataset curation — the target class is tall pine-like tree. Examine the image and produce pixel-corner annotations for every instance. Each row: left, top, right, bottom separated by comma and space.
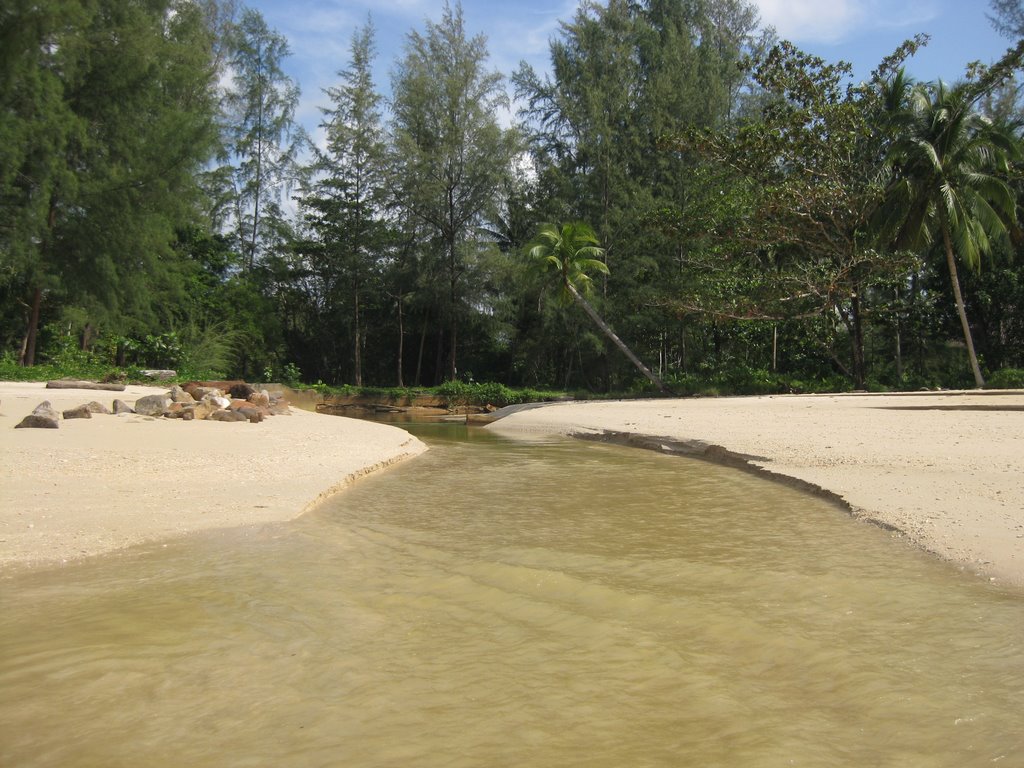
389, 1, 518, 382
0, 0, 221, 363
299, 20, 389, 386
222, 8, 304, 271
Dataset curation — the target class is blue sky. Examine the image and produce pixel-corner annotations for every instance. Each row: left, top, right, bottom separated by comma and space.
246, 0, 1014, 140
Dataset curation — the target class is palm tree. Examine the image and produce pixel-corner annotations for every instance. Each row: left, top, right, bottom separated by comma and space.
878, 78, 1020, 388
528, 222, 672, 394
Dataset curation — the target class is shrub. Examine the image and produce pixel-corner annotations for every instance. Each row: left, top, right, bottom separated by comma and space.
436, 380, 516, 407
986, 368, 1024, 389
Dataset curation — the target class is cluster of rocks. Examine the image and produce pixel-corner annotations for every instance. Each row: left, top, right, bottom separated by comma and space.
14, 381, 290, 429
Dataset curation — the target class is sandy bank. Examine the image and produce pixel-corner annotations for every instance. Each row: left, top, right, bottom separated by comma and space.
487, 391, 1024, 588
0, 381, 426, 569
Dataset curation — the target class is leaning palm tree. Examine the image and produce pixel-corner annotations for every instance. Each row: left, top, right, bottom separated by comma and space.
878, 78, 1020, 388
528, 222, 671, 394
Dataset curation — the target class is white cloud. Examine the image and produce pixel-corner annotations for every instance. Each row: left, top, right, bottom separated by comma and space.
751, 0, 937, 43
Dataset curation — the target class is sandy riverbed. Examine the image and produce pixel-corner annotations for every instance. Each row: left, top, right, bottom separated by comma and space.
488, 391, 1024, 588
0, 381, 426, 570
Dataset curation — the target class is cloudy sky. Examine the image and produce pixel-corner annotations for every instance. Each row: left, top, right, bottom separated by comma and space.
244, 0, 1012, 139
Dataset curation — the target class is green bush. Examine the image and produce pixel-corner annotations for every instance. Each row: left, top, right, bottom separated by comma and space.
176, 321, 243, 380
434, 380, 562, 407
437, 380, 516, 407
986, 368, 1024, 389
662, 369, 848, 397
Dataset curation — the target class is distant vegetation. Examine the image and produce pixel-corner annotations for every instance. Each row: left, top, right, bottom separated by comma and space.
3, 0, 1024, 396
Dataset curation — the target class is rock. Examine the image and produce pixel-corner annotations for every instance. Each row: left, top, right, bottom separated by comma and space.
15, 401, 59, 429
228, 382, 256, 399
235, 406, 264, 423
248, 390, 271, 408
182, 380, 247, 398
87, 401, 112, 415
112, 399, 134, 414
169, 385, 195, 404
62, 405, 93, 419
139, 369, 176, 380
164, 402, 195, 419
201, 393, 231, 410
192, 399, 221, 420
134, 393, 171, 417
267, 394, 291, 415
185, 385, 223, 401
210, 409, 247, 422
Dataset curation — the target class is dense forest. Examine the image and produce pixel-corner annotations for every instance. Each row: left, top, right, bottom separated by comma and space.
3, 0, 1024, 394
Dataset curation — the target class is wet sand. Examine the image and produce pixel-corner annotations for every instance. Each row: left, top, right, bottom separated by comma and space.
487, 391, 1024, 588
0, 381, 426, 569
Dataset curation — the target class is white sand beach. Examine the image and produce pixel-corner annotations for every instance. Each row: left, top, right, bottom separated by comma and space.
0, 381, 426, 569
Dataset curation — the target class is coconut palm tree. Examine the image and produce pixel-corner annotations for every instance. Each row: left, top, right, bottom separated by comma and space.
878, 78, 1020, 388
528, 222, 671, 394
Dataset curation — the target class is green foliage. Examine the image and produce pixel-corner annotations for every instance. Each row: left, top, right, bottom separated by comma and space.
261, 362, 302, 387
435, 380, 561, 407
3, 1, 1022, 397
390, 1, 519, 381
1, 0, 222, 366
282, 363, 302, 388
0, 329, 119, 382
528, 222, 609, 302
177, 321, 244, 379
876, 45, 1024, 387
296, 20, 390, 387
986, 368, 1024, 389
222, 7, 305, 270
437, 380, 513, 407
664, 369, 848, 397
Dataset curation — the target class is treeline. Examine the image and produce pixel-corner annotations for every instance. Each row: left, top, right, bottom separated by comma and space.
2, 0, 1023, 393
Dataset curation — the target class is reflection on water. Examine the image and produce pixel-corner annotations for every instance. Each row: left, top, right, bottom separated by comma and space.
1, 424, 1022, 767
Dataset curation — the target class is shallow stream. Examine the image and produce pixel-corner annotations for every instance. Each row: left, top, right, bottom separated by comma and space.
1, 423, 1022, 766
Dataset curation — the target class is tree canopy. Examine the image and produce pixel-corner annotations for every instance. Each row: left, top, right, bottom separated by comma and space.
3, 0, 1023, 394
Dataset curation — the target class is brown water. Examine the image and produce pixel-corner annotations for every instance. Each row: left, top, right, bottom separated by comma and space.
1, 424, 1022, 767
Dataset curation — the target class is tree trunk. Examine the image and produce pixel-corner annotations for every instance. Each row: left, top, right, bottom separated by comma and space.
20, 287, 42, 367
850, 289, 866, 389
448, 317, 457, 382
447, 239, 458, 382
434, 326, 444, 386
836, 300, 866, 389
248, 90, 265, 272
567, 283, 672, 395
894, 286, 904, 384
943, 227, 985, 388
396, 294, 405, 388
415, 314, 428, 387
353, 288, 362, 387
80, 323, 94, 351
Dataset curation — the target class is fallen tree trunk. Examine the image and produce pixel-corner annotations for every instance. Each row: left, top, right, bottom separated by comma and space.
46, 380, 126, 392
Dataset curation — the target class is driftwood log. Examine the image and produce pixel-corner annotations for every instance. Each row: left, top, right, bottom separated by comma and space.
45, 380, 126, 392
